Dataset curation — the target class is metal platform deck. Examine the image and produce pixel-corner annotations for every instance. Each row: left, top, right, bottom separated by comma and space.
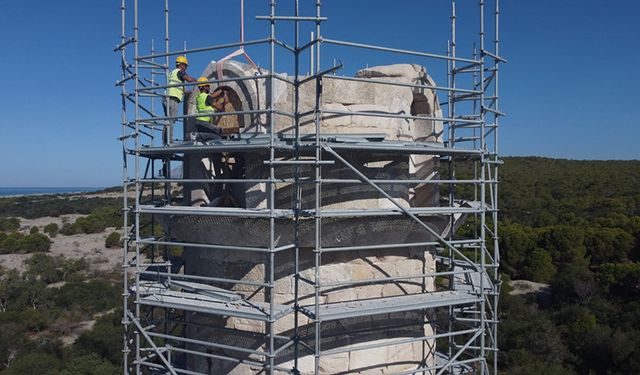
139, 290, 292, 321
300, 291, 480, 321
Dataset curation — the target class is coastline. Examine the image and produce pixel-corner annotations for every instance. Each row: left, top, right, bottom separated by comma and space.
0, 187, 109, 198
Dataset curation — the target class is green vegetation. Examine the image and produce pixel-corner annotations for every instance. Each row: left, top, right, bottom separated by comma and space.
104, 232, 121, 249
60, 207, 123, 236
0, 195, 121, 219
0, 217, 20, 231
44, 222, 59, 237
496, 157, 640, 374
1, 159, 639, 373
0, 254, 121, 374
0, 232, 51, 254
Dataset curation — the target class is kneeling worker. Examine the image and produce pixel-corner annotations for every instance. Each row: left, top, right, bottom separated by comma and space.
193, 77, 227, 206
194, 76, 225, 141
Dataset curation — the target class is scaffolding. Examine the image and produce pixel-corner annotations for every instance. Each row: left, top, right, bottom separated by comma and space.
117, 1, 503, 374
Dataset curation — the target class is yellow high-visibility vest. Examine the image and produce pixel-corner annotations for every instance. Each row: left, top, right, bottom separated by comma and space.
196, 92, 216, 122
167, 68, 184, 102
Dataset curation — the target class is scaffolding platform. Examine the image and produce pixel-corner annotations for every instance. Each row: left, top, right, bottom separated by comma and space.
137, 136, 483, 158
300, 291, 480, 321
132, 280, 243, 302
139, 290, 292, 321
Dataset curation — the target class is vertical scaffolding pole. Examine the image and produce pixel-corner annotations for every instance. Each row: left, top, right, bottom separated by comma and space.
133, 0, 141, 373
313, 1, 322, 373
119, 0, 130, 373
492, 1, 501, 374
293, 0, 302, 373
478, 0, 488, 372
268, 1, 276, 373
447, 0, 457, 366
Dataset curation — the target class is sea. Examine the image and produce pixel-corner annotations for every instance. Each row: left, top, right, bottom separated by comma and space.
0, 187, 106, 197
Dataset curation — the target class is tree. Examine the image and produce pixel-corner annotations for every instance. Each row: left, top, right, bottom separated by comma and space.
585, 227, 634, 265
522, 248, 557, 283
74, 312, 122, 365
59, 353, 119, 375
104, 232, 121, 249
19, 233, 51, 253
0, 217, 20, 232
499, 223, 536, 276
550, 263, 598, 305
0, 321, 27, 370
44, 223, 59, 237
2, 351, 60, 375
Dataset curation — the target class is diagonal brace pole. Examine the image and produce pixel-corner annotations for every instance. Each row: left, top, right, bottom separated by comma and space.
323, 145, 479, 272
435, 329, 483, 375
127, 311, 177, 375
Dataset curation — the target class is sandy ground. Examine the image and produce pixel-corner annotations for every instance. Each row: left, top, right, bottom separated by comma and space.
0, 186, 170, 272
508, 279, 550, 295
0, 214, 125, 273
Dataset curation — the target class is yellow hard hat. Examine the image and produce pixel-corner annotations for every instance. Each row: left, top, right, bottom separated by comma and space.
176, 55, 188, 65
197, 76, 210, 88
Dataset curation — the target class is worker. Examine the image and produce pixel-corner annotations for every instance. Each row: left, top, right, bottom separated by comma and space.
194, 76, 226, 141
163, 55, 197, 145
190, 77, 228, 207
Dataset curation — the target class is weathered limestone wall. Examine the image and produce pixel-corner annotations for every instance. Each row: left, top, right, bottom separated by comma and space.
184, 61, 442, 210
177, 61, 442, 374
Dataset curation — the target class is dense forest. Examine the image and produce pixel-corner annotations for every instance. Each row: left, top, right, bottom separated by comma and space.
0, 157, 639, 374
498, 157, 640, 374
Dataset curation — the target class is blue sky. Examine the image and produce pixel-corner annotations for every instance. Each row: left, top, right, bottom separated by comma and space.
0, 0, 638, 187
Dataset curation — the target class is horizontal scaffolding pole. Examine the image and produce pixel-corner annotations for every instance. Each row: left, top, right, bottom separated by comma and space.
139, 177, 490, 185
137, 269, 270, 288
136, 140, 484, 157
136, 108, 294, 124
324, 74, 481, 95
256, 15, 327, 21
146, 331, 275, 357
319, 267, 477, 288
138, 204, 481, 219
321, 328, 479, 356
137, 73, 270, 93
139, 238, 294, 253
321, 238, 480, 254
136, 38, 270, 61
319, 108, 483, 125
322, 38, 479, 64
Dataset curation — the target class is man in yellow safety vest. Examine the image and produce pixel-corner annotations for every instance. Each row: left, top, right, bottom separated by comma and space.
194, 76, 225, 141
163, 55, 197, 145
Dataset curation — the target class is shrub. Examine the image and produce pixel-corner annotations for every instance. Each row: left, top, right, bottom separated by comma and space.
60, 353, 119, 375
43, 223, 59, 237
55, 280, 120, 315
24, 254, 88, 284
0, 232, 24, 253
60, 222, 82, 236
74, 216, 105, 234
0, 217, 20, 232
73, 312, 122, 365
2, 351, 61, 375
29, 226, 39, 234
20, 233, 51, 253
104, 232, 121, 249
